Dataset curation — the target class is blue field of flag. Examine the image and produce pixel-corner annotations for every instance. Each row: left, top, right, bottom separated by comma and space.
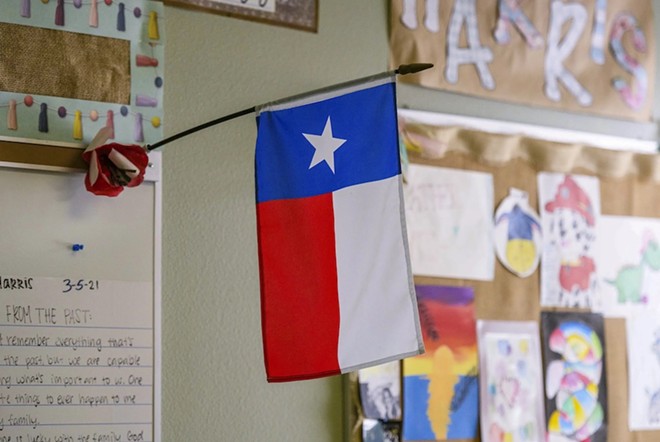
255, 80, 400, 203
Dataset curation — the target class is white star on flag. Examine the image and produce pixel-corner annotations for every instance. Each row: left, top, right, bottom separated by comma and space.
303, 116, 347, 173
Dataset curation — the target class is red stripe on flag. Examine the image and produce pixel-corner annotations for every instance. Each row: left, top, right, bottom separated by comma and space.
256, 193, 341, 382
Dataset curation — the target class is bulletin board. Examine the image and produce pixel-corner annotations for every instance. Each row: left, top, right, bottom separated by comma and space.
347, 109, 660, 442
0, 142, 162, 441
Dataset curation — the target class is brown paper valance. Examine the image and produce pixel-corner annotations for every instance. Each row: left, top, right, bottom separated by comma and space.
401, 120, 660, 182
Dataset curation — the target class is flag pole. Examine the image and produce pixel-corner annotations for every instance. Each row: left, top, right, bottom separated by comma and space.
145, 63, 433, 152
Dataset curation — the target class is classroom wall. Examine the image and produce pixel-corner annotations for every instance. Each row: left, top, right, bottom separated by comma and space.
161, 1, 660, 441
161, 2, 390, 440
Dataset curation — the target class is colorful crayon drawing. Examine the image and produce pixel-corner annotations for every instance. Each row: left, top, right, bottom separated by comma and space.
596, 216, 660, 317
403, 285, 478, 440
494, 188, 542, 278
538, 173, 600, 308
477, 321, 546, 442
541, 312, 607, 442
626, 310, 660, 430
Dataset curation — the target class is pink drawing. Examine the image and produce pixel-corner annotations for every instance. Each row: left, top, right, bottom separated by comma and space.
499, 376, 520, 407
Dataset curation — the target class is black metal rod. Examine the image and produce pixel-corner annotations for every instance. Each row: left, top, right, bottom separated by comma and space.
145, 63, 433, 152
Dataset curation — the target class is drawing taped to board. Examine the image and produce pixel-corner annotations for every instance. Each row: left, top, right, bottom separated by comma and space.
541, 312, 607, 442
538, 173, 600, 308
494, 188, 542, 278
627, 310, 660, 430
358, 361, 402, 421
402, 285, 478, 440
363, 418, 402, 442
477, 320, 546, 442
594, 215, 660, 316
404, 163, 494, 281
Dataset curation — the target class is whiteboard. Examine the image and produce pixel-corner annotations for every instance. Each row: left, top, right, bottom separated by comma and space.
0, 153, 162, 442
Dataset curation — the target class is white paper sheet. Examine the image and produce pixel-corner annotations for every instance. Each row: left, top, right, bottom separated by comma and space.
627, 310, 660, 430
404, 164, 494, 281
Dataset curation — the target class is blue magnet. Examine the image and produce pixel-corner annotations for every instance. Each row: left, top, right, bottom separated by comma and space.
72, 244, 84, 252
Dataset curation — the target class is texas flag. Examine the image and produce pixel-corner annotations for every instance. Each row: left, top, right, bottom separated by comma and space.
255, 73, 424, 382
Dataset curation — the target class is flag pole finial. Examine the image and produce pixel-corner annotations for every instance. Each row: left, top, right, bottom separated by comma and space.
396, 63, 434, 76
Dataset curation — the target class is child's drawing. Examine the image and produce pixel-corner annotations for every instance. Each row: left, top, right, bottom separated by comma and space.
541, 312, 607, 442
494, 188, 542, 278
358, 361, 402, 421
404, 164, 494, 281
626, 310, 660, 430
538, 173, 600, 308
595, 216, 660, 317
403, 285, 478, 440
608, 233, 660, 303
477, 320, 545, 442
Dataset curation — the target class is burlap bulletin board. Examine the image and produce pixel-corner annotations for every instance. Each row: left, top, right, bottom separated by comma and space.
347, 117, 660, 442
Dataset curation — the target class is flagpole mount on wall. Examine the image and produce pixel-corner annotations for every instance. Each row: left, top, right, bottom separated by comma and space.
145, 63, 433, 152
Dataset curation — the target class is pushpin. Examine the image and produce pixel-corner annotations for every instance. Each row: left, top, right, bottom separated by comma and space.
148, 11, 159, 40
73, 110, 83, 140
55, 0, 64, 26
89, 0, 98, 27
106, 110, 115, 139
72, 244, 84, 252
21, 0, 30, 18
134, 113, 144, 142
7, 99, 17, 130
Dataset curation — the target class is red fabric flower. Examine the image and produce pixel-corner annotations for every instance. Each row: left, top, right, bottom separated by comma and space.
82, 141, 149, 197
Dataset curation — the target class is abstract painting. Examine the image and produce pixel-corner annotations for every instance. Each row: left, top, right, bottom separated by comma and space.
541, 312, 607, 442
403, 285, 478, 440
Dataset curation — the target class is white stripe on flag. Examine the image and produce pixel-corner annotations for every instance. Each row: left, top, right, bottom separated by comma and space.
333, 175, 423, 372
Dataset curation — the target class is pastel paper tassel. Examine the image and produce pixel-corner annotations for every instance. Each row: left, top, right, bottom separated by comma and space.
20, 0, 30, 18
117, 3, 126, 32
136, 95, 158, 107
89, 0, 98, 28
148, 11, 159, 40
136, 54, 159, 67
55, 0, 64, 26
106, 110, 115, 139
134, 113, 144, 142
7, 100, 17, 130
38, 103, 48, 133
73, 110, 83, 140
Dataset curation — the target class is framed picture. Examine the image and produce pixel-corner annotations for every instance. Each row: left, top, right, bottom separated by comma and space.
163, 0, 318, 32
